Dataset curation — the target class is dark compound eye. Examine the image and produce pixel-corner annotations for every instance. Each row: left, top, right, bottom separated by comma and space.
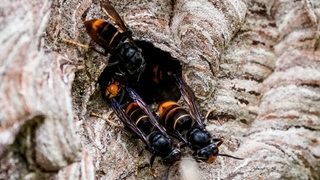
212, 147, 219, 155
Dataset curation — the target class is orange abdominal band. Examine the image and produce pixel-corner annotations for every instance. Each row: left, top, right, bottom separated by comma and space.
158, 101, 179, 120
91, 19, 106, 31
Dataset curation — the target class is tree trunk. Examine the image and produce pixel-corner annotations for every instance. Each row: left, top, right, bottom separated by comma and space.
1, 0, 319, 179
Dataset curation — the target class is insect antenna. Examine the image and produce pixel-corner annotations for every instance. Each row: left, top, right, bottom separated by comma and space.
217, 153, 244, 160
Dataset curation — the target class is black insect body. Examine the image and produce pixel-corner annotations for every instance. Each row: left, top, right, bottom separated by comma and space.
157, 101, 218, 163
111, 88, 181, 165
86, 0, 241, 169
125, 101, 181, 164
84, 2, 146, 102
157, 98, 243, 163
158, 76, 242, 163
125, 102, 153, 135
83, 1, 183, 105
85, 1, 181, 166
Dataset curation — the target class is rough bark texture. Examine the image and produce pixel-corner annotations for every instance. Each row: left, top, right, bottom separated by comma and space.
1, 0, 319, 180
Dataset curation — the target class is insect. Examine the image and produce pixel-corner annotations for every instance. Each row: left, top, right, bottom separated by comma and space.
83, 0, 240, 168
85, 1, 181, 166
111, 87, 181, 166
85, 1, 146, 102
156, 77, 243, 163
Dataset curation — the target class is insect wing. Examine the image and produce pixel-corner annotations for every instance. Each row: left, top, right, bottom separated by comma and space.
167, 129, 188, 145
126, 87, 169, 137
174, 76, 205, 128
110, 98, 151, 148
101, 1, 128, 34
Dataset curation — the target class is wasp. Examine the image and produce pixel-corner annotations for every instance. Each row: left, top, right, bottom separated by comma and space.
156, 77, 243, 163
84, 1, 181, 166
84, 1, 146, 102
111, 87, 181, 166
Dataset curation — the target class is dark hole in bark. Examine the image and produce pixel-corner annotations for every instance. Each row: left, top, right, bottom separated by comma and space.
101, 40, 183, 105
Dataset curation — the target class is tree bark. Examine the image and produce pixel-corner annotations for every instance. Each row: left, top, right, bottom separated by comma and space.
1, 0, 319, 180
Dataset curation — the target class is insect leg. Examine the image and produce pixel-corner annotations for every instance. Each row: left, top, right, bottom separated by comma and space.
62, 38, 105, 55
90, 112, 123, 127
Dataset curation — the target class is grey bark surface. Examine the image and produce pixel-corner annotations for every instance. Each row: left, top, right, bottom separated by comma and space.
1, 0, 320, 180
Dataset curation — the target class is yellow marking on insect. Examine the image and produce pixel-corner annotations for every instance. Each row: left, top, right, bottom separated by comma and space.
165, 106, 184, 125
135, 115, 149, 126
173, 114, 190, 130
109, 31, 119, 46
